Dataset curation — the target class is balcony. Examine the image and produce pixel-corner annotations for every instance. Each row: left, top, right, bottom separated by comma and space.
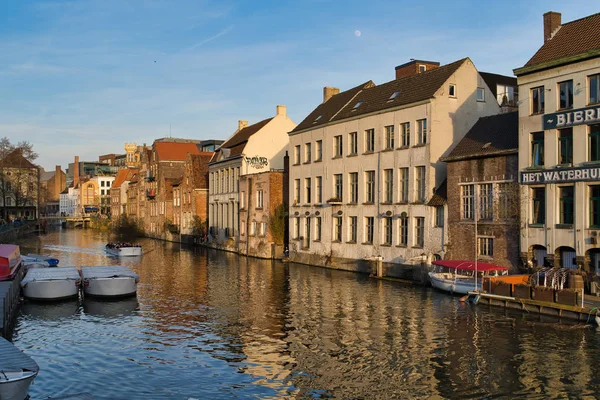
146, 189, 156, 200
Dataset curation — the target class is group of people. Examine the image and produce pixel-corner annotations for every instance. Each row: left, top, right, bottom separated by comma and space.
106, 242, 141, 249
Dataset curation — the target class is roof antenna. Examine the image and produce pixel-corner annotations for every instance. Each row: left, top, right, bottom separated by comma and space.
169, 124, 171, 138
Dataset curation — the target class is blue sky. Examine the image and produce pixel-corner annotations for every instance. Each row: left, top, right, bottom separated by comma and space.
1, 0, 598, 170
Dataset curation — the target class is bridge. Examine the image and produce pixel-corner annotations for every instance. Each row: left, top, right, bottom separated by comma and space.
40, 215, 93, 228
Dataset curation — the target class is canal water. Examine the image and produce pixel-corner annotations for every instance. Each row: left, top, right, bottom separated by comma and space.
12, 229, 600, 399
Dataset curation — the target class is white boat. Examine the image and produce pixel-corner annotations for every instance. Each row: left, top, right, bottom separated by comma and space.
20, 256, 51, 270
21, 267, 81, 301
25, 253, 59, 266
429, 260, 509, 295
81, 266, 139, 298
105, 244, 142, 257
0, 336, 39, 400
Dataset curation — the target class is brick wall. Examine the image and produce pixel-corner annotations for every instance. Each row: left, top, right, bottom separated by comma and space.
445, 154, 520, 270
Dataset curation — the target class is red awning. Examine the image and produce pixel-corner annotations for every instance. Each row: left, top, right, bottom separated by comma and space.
432, 260, 509, 272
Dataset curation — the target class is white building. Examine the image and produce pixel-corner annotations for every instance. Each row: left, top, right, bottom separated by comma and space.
515, 12, 600, 274
288, 58, 504, 277
60, 186, 80, 216
208, 105, 296, 247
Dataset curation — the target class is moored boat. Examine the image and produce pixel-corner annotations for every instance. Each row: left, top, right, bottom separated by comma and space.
81, 266, 139, 298
25, 253, 59, 266
0, 244, 23, 282
429, 260, 509, 295
0, 336, 39, 400
21, 267, 81, 301
105, 243, 142, 257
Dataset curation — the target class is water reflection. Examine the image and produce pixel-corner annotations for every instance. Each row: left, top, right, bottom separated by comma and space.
11, 229, 600, 399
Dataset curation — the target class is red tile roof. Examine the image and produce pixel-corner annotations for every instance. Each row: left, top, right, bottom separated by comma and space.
516, 12, 600, 74
155, 142, 201, 161
0, 149, 38, 169
111, 168, 139, 188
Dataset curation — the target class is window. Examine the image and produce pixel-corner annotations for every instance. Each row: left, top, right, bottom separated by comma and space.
101, 181, 105, 187
590, 186, 600, 228
334, 217, 342, 242
294, 217, 300, 239
478, 237, 493, 257
316, 176, 323, 203
334, 135, 343, 157
240, 191, 246, 209
532, 187, 545, 225
476, 87, 485, 102
462, 185, 474, 220
349, 216, 357, 242
479, 184, 493, 220
365, 217, 374, 244
294, 179, 300, 204
531, 132, 544, 166
389, 91, 400, 100
316, 217, 322, 240
590, 74, 600, 105
256, 190, 264, 209
400, 122, 410, 147
449, 84, 456, 97
352, 101, 362, 109
304, 218, 311, 246
365, 170, 375, 203
559, 186, 574, 225
316, 140, 323, 161
385, 125, 394, 149
305, 178, 311, 203
414, 217, 424, 248
251, 221, 257, 236
6, 197, 12, 206
415, 166, 426, 203
349, 172, 358, 203
383, 169, 393, 203
305, 143, 312, 163
419, 65, 426, 73
531, 86, 545, 114
435, 206, 444, 227
498, 183, 512, 219
590, 124, 600, 162
261, 222, 267, 237
334, 174, 343, 201
294, 145, 301, 165
383, 217, 392, 245
399, 213, 408, 246
349, 132, 358, 155
365, 129, 375, 152
558, 128, 573, 165
399, 168, 409, 203
558, 80, 573, 110
417, 119, 427, 145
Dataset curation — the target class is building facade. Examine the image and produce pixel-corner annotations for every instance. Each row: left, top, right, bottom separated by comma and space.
288, 58, 505, 277
443, 112, 520, 271
110, 168, 138, 219
40, 165, 66, 216
0, 149, 40, 221
238, 170, 287, 259
208, 105, 296, 248
515, 12, 600, 274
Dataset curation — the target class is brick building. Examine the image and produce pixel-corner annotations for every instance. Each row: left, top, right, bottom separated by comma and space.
40, 165, 66, 216
239, 170, 286, 259
0, 149, 40, 220
515, 12, 600, 273
110, 168, 138, 218
442, 111, 520, 271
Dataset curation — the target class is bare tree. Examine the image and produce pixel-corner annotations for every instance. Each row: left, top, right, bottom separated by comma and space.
0, 138, 39, 220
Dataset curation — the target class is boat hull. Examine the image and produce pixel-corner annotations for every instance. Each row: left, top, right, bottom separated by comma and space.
83, 277, 137, 298
429, 272, 480, 295
22, 279, 79, 301
0, 371, 37, 400
105, 247, 142, 257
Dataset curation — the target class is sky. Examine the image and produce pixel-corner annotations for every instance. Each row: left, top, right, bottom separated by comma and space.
0, 0, 598, 170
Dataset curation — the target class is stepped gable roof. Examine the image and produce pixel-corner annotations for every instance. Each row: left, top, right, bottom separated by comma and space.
292, 81, 375, 133
0, 149, 37, 169
154, 141, 201, 162
220, 117, 274, 156
479, 72, 517, 98
518, 12, 600, 73
291, 58, 469, 134
443, 111, 518, 161
428, 179, 447, 206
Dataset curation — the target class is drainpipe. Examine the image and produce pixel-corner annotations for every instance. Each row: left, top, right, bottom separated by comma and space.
246, 177, 252, 257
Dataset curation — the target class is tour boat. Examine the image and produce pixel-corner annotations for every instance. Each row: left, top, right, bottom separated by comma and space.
429, 260, 509, 294
0, 336, 39, 400
105, 243, 143, 257
21, 267, 81, 301
81, 266, 140, 298
0, 244, 23, 281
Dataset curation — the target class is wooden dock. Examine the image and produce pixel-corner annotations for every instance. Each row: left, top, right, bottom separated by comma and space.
0, 266, 25, 338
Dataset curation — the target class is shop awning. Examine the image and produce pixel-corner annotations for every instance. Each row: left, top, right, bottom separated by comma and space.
432, 260, 509, 272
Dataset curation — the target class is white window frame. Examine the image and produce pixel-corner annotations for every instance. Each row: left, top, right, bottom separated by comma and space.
476, 87, 485, 102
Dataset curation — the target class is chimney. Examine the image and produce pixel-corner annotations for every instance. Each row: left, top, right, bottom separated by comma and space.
238, 120, 248, 131
74, 156, 80, 187
54, 165, 61, 200
544, 11, 561, 42
323, 87, 340, 103
276, 105, 287, 116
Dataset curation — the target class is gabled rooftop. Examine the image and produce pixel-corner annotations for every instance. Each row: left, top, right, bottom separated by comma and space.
154, 142, 203, 162
0, 149, 38, 169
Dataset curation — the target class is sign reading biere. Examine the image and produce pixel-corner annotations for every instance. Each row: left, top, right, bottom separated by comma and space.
543, 105, 600, 130
521, 165, 600, 184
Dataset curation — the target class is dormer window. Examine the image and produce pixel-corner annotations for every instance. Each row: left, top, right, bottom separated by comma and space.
419, 65, 426, 73
389, 91, 400, 100
352, 101, 363, 110
313, 115, 322, 123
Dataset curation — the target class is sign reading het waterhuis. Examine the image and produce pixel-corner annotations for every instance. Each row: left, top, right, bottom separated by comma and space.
521, 165, 600, 184
543, 105, 600, 130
